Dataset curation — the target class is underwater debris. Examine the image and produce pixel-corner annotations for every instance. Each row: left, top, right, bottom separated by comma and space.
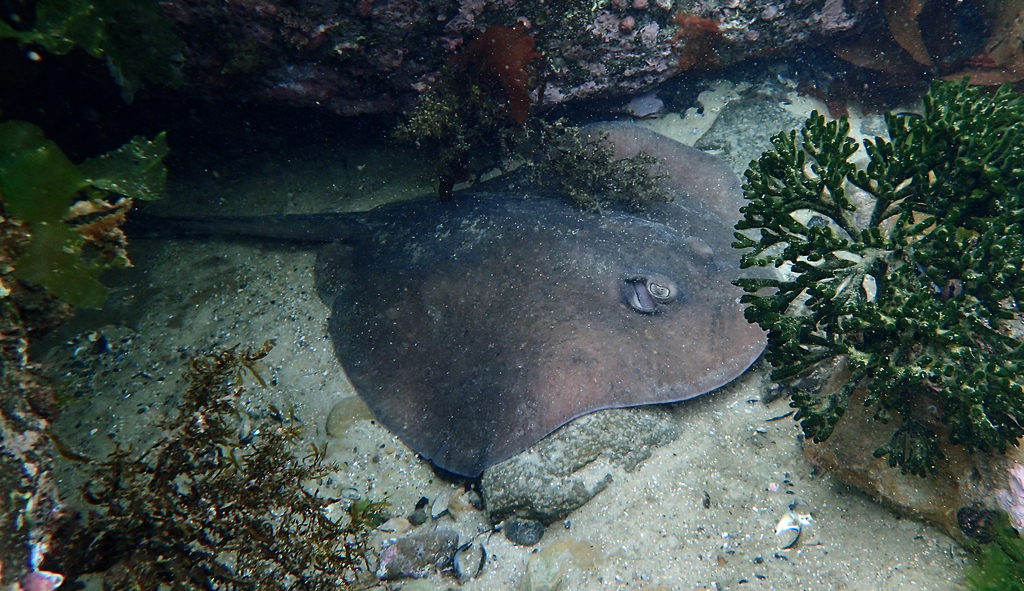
735, 78, 1024, 477
54, 341, 388, 590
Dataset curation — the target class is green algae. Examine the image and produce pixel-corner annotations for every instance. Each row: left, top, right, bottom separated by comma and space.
0, 0, 183, 98
965, 509, 1024, 591
735, 78, 1024, 476
0, 121, 168, 308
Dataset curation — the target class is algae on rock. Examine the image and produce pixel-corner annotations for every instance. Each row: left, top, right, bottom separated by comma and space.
965, 509, 1024, 591
735, 78, 1024, 477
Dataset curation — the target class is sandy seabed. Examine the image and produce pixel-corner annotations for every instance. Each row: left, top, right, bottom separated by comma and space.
45, 89, 970, 591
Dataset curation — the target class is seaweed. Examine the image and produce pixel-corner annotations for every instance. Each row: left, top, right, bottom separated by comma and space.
0, 0, 183, 99
56, 341, 388, 590
0, 121, 168, 308
540, 123, 670, 212
734, 78, 1024, 476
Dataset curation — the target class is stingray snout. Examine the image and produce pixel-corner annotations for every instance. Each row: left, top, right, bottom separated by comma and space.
624, 274, 678, 314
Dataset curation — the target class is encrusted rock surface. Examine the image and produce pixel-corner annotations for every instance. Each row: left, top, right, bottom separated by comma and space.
160, 0, 873, 115
802, 383, 1021, 544
694, 96, 806, 170
481, 406, 679, 524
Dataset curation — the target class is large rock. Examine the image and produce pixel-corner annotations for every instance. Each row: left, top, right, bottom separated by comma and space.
159, 0, 873, 115
481, 406, 679, 524
802, 379, 1022, 543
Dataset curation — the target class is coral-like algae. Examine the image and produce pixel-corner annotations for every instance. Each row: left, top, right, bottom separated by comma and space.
55, 342, 388, 590
734, 78, 1024, 476
0, 121, 168, 308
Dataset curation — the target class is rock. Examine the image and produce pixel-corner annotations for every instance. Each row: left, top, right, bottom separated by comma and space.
408, 508, 428, 526
694, 97, 806, 172
503, 518, 546, 546
996, 462, 1024, 530
447, 490, 482, 521
518, 540, 603, 591
325, 397, 374, 437
623, 90, 665, 118
802, 380, 1013, 543
431, 490, 453, 519
153, 1, 873, 116
482, 406, 678, 524
377, 517, 411, 536
376, 528, 459, 580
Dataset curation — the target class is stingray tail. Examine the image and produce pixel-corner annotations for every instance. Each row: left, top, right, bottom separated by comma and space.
125, 211, 366, 244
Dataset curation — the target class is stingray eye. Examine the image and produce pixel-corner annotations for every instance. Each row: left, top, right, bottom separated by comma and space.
624, 274, 678, 313
646, 277, 677, 303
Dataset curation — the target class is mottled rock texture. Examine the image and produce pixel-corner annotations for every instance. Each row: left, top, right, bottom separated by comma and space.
481, 406, 679, 524
160, 0, 872, 116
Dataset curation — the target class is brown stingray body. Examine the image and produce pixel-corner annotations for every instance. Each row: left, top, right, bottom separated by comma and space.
314, 190, 765, 476
131, 123, 766, 477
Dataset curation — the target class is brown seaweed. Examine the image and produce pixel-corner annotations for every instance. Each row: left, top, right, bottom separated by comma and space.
55, 341, 387, 590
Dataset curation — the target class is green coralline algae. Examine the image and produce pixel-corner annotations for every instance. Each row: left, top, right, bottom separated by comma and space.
734, 78, 1024, 476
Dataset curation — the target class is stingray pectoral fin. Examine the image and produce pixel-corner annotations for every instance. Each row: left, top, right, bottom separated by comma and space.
314, 242, 358, 306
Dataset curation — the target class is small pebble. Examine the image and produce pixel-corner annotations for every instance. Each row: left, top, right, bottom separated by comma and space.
377, 529, 460, 580
378, 517, 412, 536
409, 508, 428, 526
448, 490, 482, 520
431, 490, 453, 518
503, 517, 545, 546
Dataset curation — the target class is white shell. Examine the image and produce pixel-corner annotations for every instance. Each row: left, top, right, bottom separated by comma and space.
774, 511, 802, 550
431, 490, 454, 519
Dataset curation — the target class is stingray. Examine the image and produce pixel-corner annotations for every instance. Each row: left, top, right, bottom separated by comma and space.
132, 122, 766, 477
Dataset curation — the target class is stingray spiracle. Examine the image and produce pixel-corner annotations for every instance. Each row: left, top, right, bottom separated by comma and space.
624, 274, 678, 314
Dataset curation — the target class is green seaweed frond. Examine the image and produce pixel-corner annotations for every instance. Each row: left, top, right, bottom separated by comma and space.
0, 0, 183, 98
0, 121, 168, 308
735, 78, 1024, 476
